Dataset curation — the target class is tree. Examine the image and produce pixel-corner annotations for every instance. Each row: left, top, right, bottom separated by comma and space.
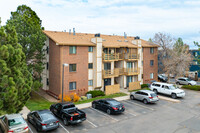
151, 32, 174, 74
164, 38, 192, 77
7, 5, 46, 90
0, 22, 33, 114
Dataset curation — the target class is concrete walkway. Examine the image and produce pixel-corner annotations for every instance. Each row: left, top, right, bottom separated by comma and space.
19, 106, 30, 119
36, 89, 59, 103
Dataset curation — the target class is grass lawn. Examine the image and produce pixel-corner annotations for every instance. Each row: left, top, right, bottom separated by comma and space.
26, 91, 55, 111
182, 85, 200, 91
128, 88, 150, 92
74, 92, 127, 105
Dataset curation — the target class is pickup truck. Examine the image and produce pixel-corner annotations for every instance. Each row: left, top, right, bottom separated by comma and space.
50, 102, 86, 126
150, 82, 185, 99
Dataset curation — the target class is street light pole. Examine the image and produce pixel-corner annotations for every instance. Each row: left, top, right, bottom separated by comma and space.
62, 63, 69, 102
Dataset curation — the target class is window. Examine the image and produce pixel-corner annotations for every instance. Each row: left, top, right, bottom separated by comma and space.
88, 63, 93, 69
46, 46, 49, 54
88, 80, 93, 86
69, 46, 76, 54
69, 82, 76, 90
150, 60, 154, 66
142, 48, 143, 52
88, 46, 93, 52
46, 62, 49, 70
142, 61, 143, 66
195, 61, 198, 65
150, 48, 154, 54
195, 52, 198, 57
69, 64, 76, 72
150, 73, 154, 79
47, 78, 49, 85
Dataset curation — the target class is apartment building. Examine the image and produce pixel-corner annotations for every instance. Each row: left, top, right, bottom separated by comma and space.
42, 30, 159, 98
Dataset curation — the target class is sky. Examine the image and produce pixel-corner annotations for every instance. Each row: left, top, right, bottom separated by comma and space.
0, 0, 200, 49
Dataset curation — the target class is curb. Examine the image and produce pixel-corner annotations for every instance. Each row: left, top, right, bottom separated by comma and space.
158, 95, 180, 103
76, 96, 130, 109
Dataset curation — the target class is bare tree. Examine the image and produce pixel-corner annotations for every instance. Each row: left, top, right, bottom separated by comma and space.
151, 32, 175, 74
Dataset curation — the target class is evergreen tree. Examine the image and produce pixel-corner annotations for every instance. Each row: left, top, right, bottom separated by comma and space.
7, 5, 46, 90
0, 21, 33, 114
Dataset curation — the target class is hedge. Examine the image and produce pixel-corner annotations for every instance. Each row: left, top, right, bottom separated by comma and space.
182, 85, 200, 91
141, 84, 148, 88
86, 90, 105, 98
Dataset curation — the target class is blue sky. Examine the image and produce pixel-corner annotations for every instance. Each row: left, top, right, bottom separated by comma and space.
1, 0, 200, 49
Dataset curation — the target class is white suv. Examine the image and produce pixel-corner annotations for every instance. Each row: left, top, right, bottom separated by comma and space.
150, 82, 185, 99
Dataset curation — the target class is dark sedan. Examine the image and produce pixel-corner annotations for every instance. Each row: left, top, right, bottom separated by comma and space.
92, 99, 125, 115
27, 110, 59, 132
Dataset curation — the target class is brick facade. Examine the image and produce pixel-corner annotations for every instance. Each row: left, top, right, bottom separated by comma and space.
143, 47, 158, 84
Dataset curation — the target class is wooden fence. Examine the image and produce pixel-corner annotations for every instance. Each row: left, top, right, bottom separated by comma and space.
105, 84, 120, 95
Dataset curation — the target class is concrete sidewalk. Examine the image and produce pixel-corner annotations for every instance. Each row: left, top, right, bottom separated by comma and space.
20, 106, 30, 119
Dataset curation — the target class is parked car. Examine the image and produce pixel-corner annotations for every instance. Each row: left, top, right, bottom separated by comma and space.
0, 114, 28, 133
176, 77, 197, 85
50, 102, 86, 126
92, 99, 125, 115
130, 90, 159, 104
150, 82, 185, 99
158, 74, 168, 82
27, 109, 59, 132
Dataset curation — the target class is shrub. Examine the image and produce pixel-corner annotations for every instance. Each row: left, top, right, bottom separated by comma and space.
80, 96, 87, 101
72, 93, 80, 102
58, 93, 80, 102
86, 90, 105, 98
182, 85, 200, 91
141, 84, 148, 88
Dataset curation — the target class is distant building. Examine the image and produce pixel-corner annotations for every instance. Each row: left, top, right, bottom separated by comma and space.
189, 49, 200, 77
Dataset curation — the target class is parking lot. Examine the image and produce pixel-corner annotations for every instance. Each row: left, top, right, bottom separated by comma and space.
28, 89, 200, 133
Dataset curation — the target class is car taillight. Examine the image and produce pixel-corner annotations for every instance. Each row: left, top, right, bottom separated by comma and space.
24, 126, 28, 130
41, 123, 47, 126
70, 117, 73, 121
122, 105, 125, 108
149, 97, 153, 99
8, 130, 13, 133
112, 107, 117, 110
157, 96, 158, 97
56, 121, 59, 123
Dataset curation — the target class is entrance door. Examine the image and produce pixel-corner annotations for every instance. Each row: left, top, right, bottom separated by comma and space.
126, 76, 132, 87
104, 78, 111, 91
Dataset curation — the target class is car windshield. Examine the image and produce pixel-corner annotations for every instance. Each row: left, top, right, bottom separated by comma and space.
40, 113, 55, 120
8, 117, 25, 126
169, 85, 177, 90
150, 93, 157, 97
186, 78, 192, 81
63, 104, 75, 109
107, 100, 120, 106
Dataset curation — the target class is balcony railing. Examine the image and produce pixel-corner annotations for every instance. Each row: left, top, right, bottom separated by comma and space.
102, 68, 140, 78
123, 68, 140, 75
102, 68, 120, 78
124, 54, 139, 60
103, 53, 139, 61
102, 53, 120, 61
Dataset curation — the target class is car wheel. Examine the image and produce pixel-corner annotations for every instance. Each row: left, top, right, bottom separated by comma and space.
153, 89, 158, 94
92, 103, 96, 109
176, 82, 180, 85
130, 95, 135, 100
188, 83, 192, 85
143, 99, 148, 104
63, 117, 69, 126
107, 109, 111, 115
171, 93, 177, 99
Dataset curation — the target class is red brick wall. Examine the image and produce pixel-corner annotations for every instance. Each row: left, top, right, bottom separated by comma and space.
62, 46, 88, 96
49, 39, 61, 96
143, 47, 158, 84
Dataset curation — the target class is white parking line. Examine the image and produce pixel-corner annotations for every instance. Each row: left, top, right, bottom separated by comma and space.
125, 111, 137, 116
86, 119, 98, 128
89, 107, 118, 122
60, 123, 70, 133
125, 100, 155, 111
28, 126, 33, 133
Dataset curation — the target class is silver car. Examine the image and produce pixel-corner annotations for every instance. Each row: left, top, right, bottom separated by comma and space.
130, 90, 159, 104
0, 114, 28, 133
176, 77, 197, 85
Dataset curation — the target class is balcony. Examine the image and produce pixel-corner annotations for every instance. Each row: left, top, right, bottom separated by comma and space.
102, 68, 120, 78
124, 54, 139, 60
123, 68, 140, 75
102, 53, 121, 61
